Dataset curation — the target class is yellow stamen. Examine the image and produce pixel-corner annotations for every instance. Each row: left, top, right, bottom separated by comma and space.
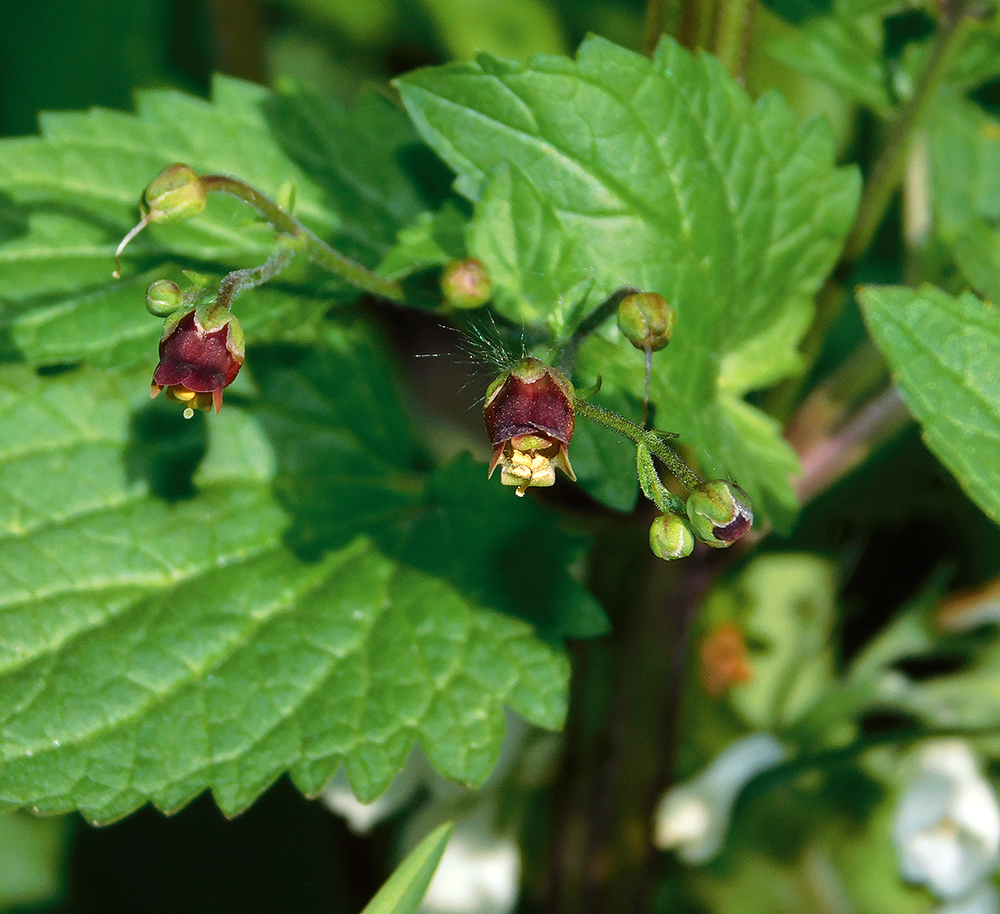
172, 388, 197, 401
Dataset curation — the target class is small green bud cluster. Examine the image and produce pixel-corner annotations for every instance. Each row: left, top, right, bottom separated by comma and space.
648, 479, 752, 562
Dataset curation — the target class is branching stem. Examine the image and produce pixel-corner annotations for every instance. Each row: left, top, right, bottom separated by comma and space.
215, 244, 295, 313
574, 396, 703, 491
200, 174, 405, 303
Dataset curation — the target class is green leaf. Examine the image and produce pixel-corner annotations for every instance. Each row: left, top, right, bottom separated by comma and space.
0, 321, 582, 822
396, 36, 860, 525
859, 284, 1000, 526
360, 822, 453, 914
378, 202, 469, 280
467, 163, 590, 333
0, 77, 430, 357
928, 87, 1000, 301
768, 8, 893, 114
565, 384, 640, 513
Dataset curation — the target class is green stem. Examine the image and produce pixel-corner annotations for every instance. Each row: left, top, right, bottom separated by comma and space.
766, 5, 975, 420
637, 444, 687, 514
713, 0, 756, 84
200, 174, 405, 304
642, 0, 668, 55
745, 723, 1000, 803
678, 0, 716, 52
215, 244, 295, 313
556, 286, 638, 376
842, 9, 974, 267
575, 396, 704, 490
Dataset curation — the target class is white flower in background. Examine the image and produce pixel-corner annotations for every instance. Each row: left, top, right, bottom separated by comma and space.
894, 740, 1000, 900
653, 733, 786, 864
936, 883, 1000, 914
418, 807, 520, 914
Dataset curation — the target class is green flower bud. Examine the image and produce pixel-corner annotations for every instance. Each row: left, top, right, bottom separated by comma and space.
617, 292, 675, 352
650, 514, 695, 561
441, 258, 492, 309
145, 279, 184, 317
143, 164, 207, 224
686, 480, 753, 548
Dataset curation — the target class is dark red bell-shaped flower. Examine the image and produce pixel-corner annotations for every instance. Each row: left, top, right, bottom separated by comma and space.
150, 305, 245, 417
484, 358, 576, 496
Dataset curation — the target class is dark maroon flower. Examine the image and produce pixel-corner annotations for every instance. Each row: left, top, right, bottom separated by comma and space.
150, 307, 244, 417
484, 358, 576, 496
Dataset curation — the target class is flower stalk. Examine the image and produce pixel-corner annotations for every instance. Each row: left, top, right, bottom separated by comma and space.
114, 165, 405, 303
573, 396, 703, 491
198, 174, 405, 303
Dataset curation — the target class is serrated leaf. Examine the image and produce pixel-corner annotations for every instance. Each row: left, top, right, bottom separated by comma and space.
396, 36, 859, 525
0, 332, 580, 821
859, 284, 1000, 525
0, 77, 429, 363
360, 822, 453, 914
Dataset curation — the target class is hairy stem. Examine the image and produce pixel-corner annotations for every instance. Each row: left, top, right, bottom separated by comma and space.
575, 397, 704, 491
638, 444, 687, 514
200, 174, 405, 303
556, 286, 638, 376
215, 245, 295, 313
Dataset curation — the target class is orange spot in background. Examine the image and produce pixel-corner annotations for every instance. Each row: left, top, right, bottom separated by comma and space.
700, 622, 753, 697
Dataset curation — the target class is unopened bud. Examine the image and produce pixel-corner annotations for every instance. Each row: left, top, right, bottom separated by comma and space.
146, 279, 184, 317
618, 292, 674, 352
441, 258, 492, 309
650, 514, 695, 561
686, 480, 753, 548
144, 164, 207, 224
